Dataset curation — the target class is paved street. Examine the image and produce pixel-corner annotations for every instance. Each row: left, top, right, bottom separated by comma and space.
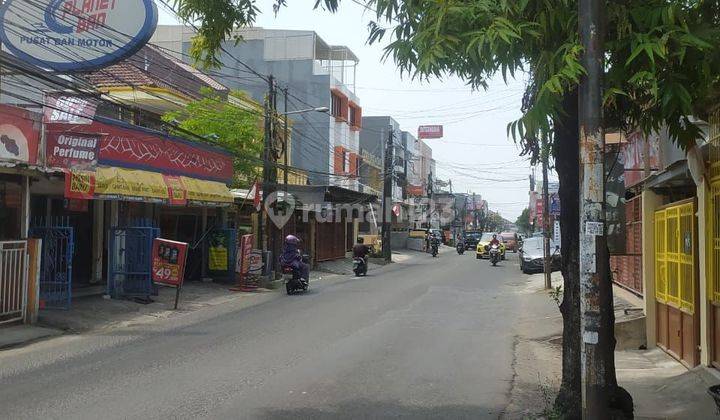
0, 250, 531, 419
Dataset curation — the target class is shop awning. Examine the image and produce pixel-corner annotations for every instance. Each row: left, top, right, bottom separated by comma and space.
64, 167, 233, 206
180, 176, 234, 205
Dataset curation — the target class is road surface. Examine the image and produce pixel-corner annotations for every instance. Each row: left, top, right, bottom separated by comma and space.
0, 249, 531, 419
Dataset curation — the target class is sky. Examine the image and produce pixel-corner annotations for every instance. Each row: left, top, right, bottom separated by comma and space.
157, 0, 557, 221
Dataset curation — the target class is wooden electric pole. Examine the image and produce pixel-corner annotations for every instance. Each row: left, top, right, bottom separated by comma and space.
579, 0, 607, 416
381, 126, 394, 262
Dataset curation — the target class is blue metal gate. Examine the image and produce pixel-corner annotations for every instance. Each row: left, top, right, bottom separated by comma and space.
29, 225, 74, 310
107, 225, 159, 299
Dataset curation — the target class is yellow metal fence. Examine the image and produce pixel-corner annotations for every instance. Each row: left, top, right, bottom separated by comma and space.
655, 201, 696, 313
710, 180, 720, 303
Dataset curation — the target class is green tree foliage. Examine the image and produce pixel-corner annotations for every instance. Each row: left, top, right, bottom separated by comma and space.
163, 88, 263, 186
515, 207, 532, 235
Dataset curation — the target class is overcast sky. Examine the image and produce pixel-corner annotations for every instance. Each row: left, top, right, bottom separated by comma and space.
157, 0, 557, 221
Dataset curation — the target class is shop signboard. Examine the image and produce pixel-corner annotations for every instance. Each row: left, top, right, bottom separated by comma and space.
46, 132, 99, 169
418, 125, 443, 139
43, 94, 97, 125
47, 118, 234, 182
151, 238, 188, 309
0, 0, 158, 71
0, 104, 41, 165
208, 230, 230, 271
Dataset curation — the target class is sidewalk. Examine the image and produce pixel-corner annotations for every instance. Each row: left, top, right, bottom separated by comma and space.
505, 271, 718, 419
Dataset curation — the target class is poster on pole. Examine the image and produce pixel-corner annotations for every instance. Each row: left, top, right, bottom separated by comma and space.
151, 238, 188, 309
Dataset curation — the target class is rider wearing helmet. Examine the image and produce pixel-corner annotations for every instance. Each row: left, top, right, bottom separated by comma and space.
280, 235, 309, 280
488, 233, 501, 247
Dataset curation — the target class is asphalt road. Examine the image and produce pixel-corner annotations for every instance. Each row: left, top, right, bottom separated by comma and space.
0, 248, 529, 420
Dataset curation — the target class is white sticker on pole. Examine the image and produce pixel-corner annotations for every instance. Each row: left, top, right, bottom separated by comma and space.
583, 330, 599, 344
585, 221, 604, 236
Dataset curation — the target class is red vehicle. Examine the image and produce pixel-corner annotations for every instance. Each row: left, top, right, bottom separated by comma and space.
500, 232, 519, 253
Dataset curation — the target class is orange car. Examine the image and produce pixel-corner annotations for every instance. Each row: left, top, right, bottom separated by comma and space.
500, 232, 519, 252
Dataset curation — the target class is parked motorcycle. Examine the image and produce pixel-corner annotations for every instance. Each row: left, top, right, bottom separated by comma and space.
353, 257, 368, 276
456, 242, 465, 255
486, 244, 501, 266
282, 254, 310, 294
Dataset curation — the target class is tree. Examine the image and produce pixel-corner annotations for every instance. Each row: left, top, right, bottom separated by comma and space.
163, 88, 264, 186
171, 0, 720, 416
515, 208, 532, 235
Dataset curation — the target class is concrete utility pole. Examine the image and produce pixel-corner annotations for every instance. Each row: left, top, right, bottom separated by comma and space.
579, 0, 607, 416
261, 75, 278, 274
542, 136, 551, 290
382, 126, 394, 262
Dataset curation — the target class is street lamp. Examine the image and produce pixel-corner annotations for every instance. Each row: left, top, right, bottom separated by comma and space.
280, 106, 329, 116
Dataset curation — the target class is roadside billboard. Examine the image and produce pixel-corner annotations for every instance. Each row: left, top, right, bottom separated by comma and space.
418, 125, 443, 139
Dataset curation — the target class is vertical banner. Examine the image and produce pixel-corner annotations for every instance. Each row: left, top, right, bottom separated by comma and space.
236, 234, 254, 275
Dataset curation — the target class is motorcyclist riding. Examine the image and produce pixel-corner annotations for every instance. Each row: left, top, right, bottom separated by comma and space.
489, 234, 501, 247
353, 237, 370, 263
280, 235, 309, 281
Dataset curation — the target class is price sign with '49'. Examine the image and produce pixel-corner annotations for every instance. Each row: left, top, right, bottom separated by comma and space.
151, 238, 188, 287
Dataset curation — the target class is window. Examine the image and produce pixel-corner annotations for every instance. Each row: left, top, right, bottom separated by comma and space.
331, 89, 348, 121
349, 102, 362, 130
343, 150, 351, 173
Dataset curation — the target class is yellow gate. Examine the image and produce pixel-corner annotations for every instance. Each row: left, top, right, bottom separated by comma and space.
710, 181, 720, 304
655, 201, 696, 313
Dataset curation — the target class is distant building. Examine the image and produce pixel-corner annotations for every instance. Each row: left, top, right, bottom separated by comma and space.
152, 26, 362, 189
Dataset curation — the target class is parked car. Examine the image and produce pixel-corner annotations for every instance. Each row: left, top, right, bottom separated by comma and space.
500, 231, 519, 252
476, 232, 506, 259
519, 237, 561, 273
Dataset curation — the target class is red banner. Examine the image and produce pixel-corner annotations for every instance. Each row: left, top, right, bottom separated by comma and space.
0, 104, 41, 165
236, 234, 254, 275
163, 175, 187, 206
46, 118, 234, 183
46, 132, 99, 169
418, 125, 443, 139
151, 238, 189, 287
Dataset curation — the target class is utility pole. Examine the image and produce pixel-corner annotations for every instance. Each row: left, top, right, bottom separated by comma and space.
261, 75, 278, 274
282, 87, 289, 242
472, 193, 477, 230
382, 126, 394, 262
579, 0, 606, 416
542, 136, 551, 289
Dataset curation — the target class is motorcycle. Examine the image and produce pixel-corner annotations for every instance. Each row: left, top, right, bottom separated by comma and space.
353, 257, 368, 276
456, 242, 465, 255
486, 244, 501, 266
282, 254, 310, 295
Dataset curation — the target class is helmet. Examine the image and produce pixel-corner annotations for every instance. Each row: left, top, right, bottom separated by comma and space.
492, 234, 497, 238
285, 235, 300, 245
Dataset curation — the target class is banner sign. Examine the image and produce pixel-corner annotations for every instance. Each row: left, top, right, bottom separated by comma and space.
43, 94, 97, 125
46, 132, 99, 169
152, 237, 188, 309
47, 119, 233, 182
0, 104, 41, 165
550, 193, 561, 216
247, 250, 263, 275
235, 234, 254, 275
418, 125, 443, 139
0, 0, 158, 71
163, 175, 187, 206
